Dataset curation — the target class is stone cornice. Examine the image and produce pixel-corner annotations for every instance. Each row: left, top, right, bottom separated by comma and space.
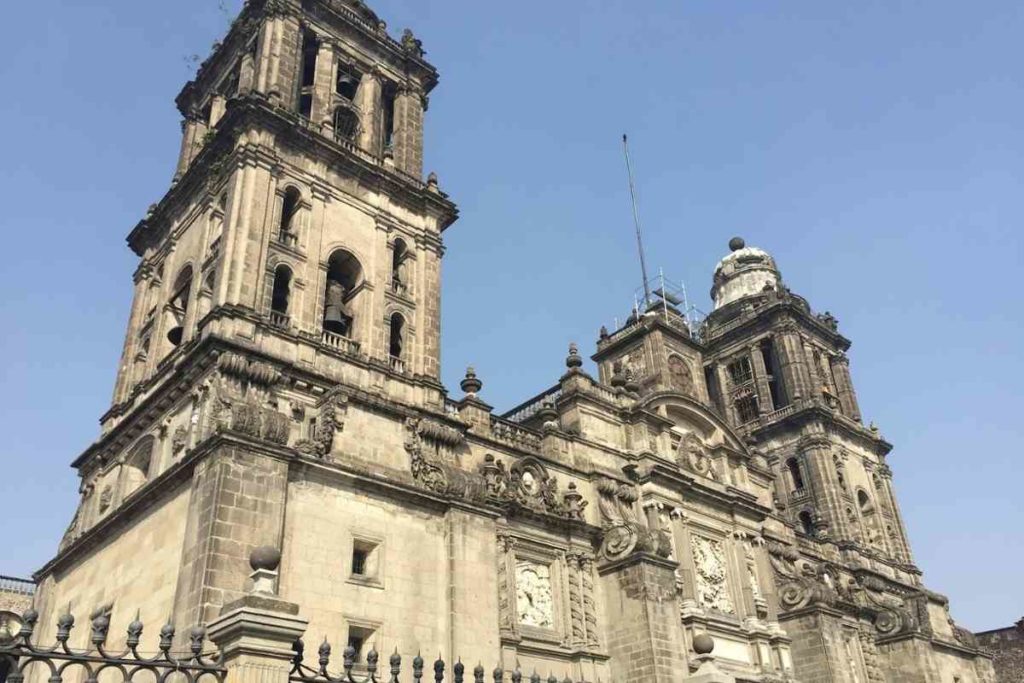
704, 298, 852, 353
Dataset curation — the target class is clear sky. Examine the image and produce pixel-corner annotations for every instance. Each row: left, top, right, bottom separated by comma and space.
0, 0, 1020, 631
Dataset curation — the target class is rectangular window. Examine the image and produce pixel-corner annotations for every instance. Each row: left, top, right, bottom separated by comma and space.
351, 548, 367, 576
348, 537, 383, 587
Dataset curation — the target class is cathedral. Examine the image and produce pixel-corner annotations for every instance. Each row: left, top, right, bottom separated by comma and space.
26, 1, 995, 681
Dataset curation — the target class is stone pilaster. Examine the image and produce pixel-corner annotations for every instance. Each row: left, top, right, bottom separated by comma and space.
175, 114, 207, 181
312, 39, 335, 133
598, 553, 687, 683
356, 69, 382, 154
830, 354, 861, 422
749, 343, 774, 414
112, 268, 152, 403
773, 327, 805, 401
170, 443, 289, 629
393, 86, 424, 177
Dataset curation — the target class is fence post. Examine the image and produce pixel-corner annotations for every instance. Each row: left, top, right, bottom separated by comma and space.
208, 547, 309, 683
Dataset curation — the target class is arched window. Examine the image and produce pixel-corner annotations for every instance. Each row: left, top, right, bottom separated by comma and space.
334, 107, 359, 141
271, 265, 292, 319
167, 266, 194, 346
323, 250, 363, 338
391, 239, 408, 292
389, 313, 405, 359
857, 489, 873, 514
279, 187, 301, 240
122, 437, 155, 498
786, 457, 805, 491
798, 511, 815, 536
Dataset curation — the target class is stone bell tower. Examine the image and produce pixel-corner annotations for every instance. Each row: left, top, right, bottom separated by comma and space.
107, 0, 457, 430
38, 0, 458, 638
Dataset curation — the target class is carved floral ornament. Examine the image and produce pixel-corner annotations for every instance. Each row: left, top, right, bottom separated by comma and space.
405, 418, 588, 520
765, 540, 925, 637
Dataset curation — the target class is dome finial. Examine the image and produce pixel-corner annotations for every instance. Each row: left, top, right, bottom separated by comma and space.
728, 237, 745, 252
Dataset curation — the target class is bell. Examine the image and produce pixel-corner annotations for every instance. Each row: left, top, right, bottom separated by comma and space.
323, 281, 353, 336
167, 325, 184, 346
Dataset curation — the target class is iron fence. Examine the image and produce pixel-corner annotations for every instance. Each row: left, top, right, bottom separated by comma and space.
289, 638, 586, 683
0, 609, 224, 683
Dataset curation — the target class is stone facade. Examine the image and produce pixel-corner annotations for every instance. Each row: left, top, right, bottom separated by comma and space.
0, 576, 35, 638
976, 619, 1024, 683
21, 1, 994, 682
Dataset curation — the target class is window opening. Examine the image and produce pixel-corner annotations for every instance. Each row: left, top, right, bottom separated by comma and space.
727, 356, 754, 386
787, 457, 805, 490
798, 510, 815, 536
334, 107, 359, 141
279, 187, 301, 239
336, 67, 359, 100
271, 265, 292, 317
389, 313, 405, 359
323, 251, 362, 337
167, 267, 194, 346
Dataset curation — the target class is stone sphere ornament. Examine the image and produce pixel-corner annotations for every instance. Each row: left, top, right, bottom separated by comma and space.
250, 545, 282, 572
693, 632, 715, 655
728, 237, 746, 252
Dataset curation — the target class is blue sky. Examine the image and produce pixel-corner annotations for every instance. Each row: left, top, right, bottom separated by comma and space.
0, 1, 1020, 630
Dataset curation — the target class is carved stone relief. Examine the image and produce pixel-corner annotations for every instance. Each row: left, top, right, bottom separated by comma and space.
691, 536, 734, 614
595, 478, 672, 562
677, 432, 716, 479
515, 560, 555, 629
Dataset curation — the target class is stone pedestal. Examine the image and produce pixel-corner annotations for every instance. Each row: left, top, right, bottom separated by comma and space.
598, 552, 687, 683
207, 548, 309, 683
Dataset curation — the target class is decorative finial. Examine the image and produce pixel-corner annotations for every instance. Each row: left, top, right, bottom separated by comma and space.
250, 546, 282, 572
427, 171, 439, 191
461, 366, 483, 397
249, 546, 282, 595
693, 633, 715, 655
599, 325, 609, 340
565, 343, 583, 370
729, 237, 745, 252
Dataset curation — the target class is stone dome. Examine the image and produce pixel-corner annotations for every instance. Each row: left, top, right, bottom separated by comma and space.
710, 237, 781, 310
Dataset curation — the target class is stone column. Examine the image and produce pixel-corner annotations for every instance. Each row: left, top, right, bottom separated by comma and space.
256, 15, 296, 105
830, 354, 862, 421
776, 327, 809, 402
800, 435, 846, 539
238, 53, 256, 95
208, 548, 309, 683
878, 466, 914, 562
312, 40, 335, 134
355, 69, 382, 154
112, 268, 152, 403
175, 114, 207, 181
209, 95, 227, 128
714, 364, 737, 425
393, 85, 424, 177
749, 343, 774, 414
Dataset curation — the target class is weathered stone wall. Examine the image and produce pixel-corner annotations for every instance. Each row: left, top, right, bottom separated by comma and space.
277, 470, 501, 667
976, 621, 1024, 683
33, 481, 191, 648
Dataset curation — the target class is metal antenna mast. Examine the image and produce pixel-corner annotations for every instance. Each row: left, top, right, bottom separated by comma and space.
623, 134, 652, 307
